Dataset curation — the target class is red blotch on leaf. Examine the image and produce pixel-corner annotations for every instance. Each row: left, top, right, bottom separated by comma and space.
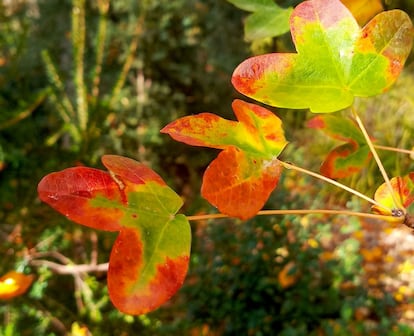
37, 167, 123, 231
108, 228, 189, 315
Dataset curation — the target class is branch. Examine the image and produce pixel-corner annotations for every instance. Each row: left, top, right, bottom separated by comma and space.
29, 260, 108, 275
186, 209, 403, 224
352, 107, 402, 210
281, 161, 387, 210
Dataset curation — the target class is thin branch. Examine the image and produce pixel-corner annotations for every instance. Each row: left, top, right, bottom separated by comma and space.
375, 144, 414, 156
28, 251, 72, 265
186, 213, 228, 221
28, 260, 108, 275
281, 161, 388, 210
351, 107, 402, 210
187, 209, 403, 224
256, 209, 401, 222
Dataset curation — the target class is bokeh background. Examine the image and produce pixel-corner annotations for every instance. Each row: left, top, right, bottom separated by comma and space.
1, 0, 414, 335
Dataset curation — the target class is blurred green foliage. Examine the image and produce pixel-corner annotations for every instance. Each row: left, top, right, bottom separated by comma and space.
1, 0, 414, 335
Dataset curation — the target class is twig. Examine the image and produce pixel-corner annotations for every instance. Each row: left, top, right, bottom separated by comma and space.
28, 260, 108, 274
187, 209, 402, 224
28, 251, 72, 265
351, 107, 402, 210
281, 161, 388, 210
375, 144, 414, 156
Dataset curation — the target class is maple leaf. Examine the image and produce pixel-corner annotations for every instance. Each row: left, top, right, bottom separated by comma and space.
38, 155, 191, 315
161, 99, 287, 220
307, 115, 372, 179
232, 0, 414, 113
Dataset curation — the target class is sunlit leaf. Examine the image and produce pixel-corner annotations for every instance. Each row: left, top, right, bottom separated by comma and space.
307, 115, 371, 178
38, 155, 191, 315
232, 0, 414, 113
162, 99, 287, 219
372, 173, 414, 217
0, 271, 34, 300
227, 0, 293, 41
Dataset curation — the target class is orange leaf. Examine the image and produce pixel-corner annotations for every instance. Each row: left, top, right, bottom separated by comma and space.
278, 261, 299, 289
201, 147, 283, 220
0, 271, 34, 300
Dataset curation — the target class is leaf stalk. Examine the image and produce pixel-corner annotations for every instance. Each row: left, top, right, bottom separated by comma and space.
351, 107, 402, 210
281, 161, 387, 210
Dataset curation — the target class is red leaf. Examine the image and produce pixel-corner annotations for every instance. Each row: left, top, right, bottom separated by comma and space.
108, 228, 189, 315
38, 167, 123, 231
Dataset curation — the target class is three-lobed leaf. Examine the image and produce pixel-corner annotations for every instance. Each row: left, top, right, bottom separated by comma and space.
161, 99, 287, 220
232, 0, 414, 113
307, 115, 371, 178
38, 155, 191, 315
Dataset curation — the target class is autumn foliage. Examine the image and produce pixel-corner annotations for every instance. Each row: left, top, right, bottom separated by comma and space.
35, 0, 414, 316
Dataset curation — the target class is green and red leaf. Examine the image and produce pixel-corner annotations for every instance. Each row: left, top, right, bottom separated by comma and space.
37, 167, 124, 231
162, 99, 287, 219
38, 155, 191, 315
307, 115, 371, 178
232, 0, 414, 113
372, 173, 414, 216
